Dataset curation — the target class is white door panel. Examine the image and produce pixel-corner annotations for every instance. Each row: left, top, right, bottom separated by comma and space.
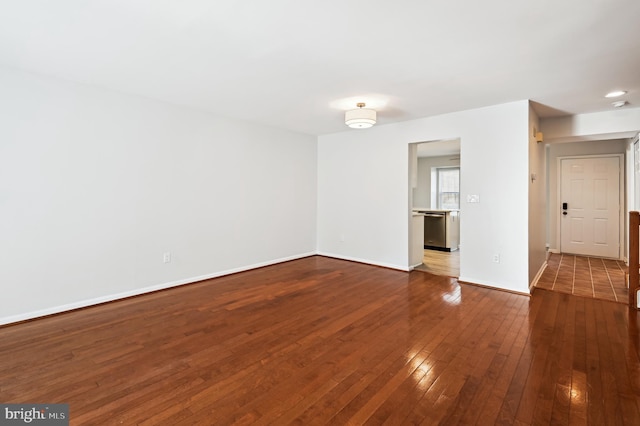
560, 157, 620, 258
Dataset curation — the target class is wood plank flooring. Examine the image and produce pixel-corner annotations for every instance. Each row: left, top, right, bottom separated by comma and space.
414, 249, 460, 277
1, 256, 639, 425
417, 250, 628, 305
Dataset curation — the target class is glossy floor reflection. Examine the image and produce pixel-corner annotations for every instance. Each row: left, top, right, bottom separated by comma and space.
0, 256, 638, 424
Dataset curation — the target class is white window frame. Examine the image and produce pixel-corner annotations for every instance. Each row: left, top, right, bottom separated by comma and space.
431, 166, 460, 210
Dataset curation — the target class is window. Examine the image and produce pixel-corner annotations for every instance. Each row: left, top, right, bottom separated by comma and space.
437, 167, 460, 209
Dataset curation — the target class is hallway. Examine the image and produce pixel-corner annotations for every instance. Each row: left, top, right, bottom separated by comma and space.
535, 253, 628, 304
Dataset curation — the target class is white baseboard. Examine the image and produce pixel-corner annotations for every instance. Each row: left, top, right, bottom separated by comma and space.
530, 261, 548, 291
0, 251, 317, 326
457, 276, 531, 296
548, 248, 561, 254
409, 262, 423, 270
315, 251, 410, 272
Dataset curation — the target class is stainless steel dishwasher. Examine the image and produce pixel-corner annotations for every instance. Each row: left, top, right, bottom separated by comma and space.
423, 212, 446, 249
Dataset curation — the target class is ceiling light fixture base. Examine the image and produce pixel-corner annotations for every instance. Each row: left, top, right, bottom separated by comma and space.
345, 102, 377, 129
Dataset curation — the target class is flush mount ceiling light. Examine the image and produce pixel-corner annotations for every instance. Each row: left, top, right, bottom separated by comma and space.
605, 90, 627, 98
345, 102, 376, 129
612, 100, 628, 108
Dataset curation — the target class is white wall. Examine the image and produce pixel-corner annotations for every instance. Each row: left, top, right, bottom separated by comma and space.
626, 137, 636, 261
630, 134, 640, 212
546, 139, 627, 253
528, 105, 546, 285
0, 67, 317, 324
413, 155, 460, 209
317, 101, 531, 293
542, 107, 640, 142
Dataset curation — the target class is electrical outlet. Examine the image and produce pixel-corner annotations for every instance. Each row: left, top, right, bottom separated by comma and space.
163, 252, 171, 263
493, 254, 500, 263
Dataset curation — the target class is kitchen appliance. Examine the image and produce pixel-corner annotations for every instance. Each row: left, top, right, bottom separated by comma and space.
416, 210, 460, 251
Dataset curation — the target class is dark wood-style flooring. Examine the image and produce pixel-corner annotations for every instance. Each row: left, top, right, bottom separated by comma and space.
1, 256, 639, 425
418, 250, 629, 305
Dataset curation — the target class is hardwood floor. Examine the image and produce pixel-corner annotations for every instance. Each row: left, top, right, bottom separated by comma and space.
1, 256, 639, 425
417, 250, 627, 305
414, 249, 460, 277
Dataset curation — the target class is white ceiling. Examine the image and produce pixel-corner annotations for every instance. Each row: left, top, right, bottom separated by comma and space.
416, 139, 460, 158
1, 0, 639, 136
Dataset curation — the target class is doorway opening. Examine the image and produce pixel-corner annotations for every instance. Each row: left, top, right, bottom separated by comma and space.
535, 136, 638, 302
409, 138, 461, 277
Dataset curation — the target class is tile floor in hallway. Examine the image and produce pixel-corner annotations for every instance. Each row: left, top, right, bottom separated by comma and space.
536, 253, 628, 303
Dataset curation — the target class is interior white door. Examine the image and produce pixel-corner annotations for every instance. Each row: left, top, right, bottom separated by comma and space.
560, 157, 620, 258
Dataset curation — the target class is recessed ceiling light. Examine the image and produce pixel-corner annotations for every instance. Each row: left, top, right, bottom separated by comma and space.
605, 90, 627, 98
612, 100, 627, 108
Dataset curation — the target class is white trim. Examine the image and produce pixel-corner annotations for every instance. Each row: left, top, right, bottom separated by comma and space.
556, 154, 625, 260
530, 261, 548, 291
457, 276, 531, 296
315, 251, 410, 272
0, 251, 317, 326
